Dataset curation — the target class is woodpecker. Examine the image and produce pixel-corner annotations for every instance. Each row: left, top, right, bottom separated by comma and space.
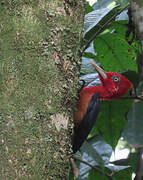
73, 61, 133, 153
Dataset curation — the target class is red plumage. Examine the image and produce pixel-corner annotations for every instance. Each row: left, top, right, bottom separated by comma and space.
74, 64, 133, 127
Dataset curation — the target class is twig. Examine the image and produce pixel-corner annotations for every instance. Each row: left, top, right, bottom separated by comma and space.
104, 96, 143, 101
120, 96, 143, 101
71, 155, 115, 180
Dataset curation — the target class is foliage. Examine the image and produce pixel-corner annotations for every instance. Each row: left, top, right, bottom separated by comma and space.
89, 99, 132, 148
71, 0, 143, 179
123, 101, 143, 146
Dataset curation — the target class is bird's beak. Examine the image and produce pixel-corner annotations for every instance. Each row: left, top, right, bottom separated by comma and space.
90, 61, 107, 79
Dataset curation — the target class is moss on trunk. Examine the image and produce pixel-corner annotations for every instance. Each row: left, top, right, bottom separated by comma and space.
0, 0, 84, 179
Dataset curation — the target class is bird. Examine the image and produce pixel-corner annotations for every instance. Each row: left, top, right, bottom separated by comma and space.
73, 61, 133, 153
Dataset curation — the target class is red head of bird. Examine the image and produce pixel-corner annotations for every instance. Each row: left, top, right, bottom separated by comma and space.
74, 61, 133, 127
83, 61, 133, 100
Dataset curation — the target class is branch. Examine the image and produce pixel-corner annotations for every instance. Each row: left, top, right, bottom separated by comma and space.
71, 155, 115, 180
102, 96, 143, 101
120, 96, 143, 101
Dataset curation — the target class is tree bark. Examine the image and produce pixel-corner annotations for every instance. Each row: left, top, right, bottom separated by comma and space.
131, 0, 143, 80
0, 0, 84, 179
131, 1, 143, 180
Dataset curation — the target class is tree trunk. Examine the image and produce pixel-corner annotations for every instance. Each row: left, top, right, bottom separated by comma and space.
131, 0, 143, 80
0, 0, 84, 179
131, 1, 143, 180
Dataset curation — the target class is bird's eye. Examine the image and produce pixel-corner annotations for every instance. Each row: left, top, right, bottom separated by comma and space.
112, 76, 120, 83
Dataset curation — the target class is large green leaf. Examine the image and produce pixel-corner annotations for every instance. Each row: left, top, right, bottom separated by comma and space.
116, 0, 130, 8
93, 33, 137, 72
93, 0, 116, 10
128, 152, 138, 172
75, 136, 112, 180
123, 101, 143, 147
83, 20, 140, 75
93, 0, 130, 10
113, 167, 132, 180
74, 137, 132, 179
108, 21, 141, 52
89, 99, 133, 148
121, 70, 139, 89
88, 168, 109, 180
108, 20, 128, 36
84, 5, 120, 46
88, 166, 132, 180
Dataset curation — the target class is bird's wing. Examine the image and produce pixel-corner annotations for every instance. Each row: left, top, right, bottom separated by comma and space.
73, 93, 100, 153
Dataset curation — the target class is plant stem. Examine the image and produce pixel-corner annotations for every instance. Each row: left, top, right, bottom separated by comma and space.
71, 155, 115, 180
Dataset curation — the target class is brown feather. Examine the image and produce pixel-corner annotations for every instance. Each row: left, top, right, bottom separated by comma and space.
74, 91, 93, 127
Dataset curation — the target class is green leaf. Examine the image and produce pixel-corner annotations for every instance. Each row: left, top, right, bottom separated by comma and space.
88, 166, 132, 180
83, 52, 97, 61
113, 167, 132, 180
128, 152, 138, 172
108, 20, 128, 36
76, 136, 112, 180
123, 101, 143, 147
117, 0, 130, 8
108, 21, 141, 53
84, 5, 120, 46
93, 0, 116, 10
89, 99, 133, 148
109, 152, 137, 172
88, 168, 109, 180
74, 137, 132, 179
121, 71, 139, 88
93, 33, 137, 72
85, 2, 94, 14
81, 136, 112, 165
82, 21, 140, 75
